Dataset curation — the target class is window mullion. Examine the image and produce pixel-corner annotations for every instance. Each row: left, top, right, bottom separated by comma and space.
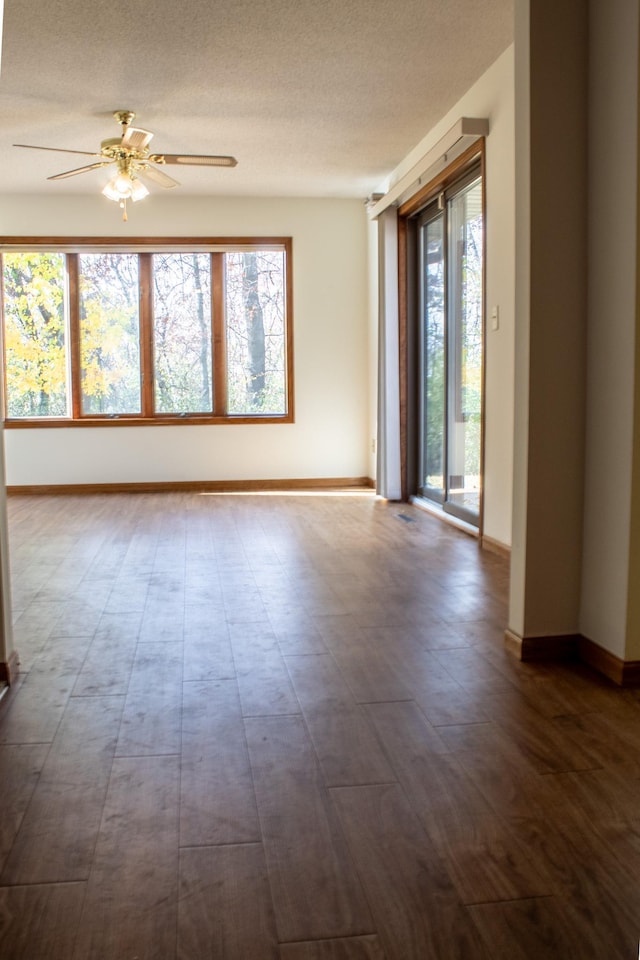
67, 254, 82, 419
139, 253, 154, 417
212, 252, 225, 416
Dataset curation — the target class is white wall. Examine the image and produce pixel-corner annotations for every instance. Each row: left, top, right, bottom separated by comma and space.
379, 46, 516, 547
0, 194, 371, 485
580, 0, 640, 658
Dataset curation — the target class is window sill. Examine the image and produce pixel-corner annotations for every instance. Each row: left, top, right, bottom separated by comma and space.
4, 414, 294, 429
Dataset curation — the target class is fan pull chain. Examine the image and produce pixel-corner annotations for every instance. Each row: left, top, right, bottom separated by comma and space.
120, 198, 128, 222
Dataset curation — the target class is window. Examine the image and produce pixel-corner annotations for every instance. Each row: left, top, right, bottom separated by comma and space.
79, 253, 142, 416
1, 239, 293, 425
152, 253, 212, 415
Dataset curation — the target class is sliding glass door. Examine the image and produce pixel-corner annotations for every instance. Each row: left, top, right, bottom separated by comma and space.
418, 168, 483, 526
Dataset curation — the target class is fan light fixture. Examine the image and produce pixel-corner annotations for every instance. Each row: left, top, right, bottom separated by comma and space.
14, 110, 238, 223
102, 159, 149, 220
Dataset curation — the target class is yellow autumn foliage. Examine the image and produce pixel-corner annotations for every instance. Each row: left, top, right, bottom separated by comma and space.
3, 253, 138, 416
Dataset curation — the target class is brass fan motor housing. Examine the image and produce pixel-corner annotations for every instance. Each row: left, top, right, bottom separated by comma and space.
100, 137, 124, 151
100, 137, 149, 164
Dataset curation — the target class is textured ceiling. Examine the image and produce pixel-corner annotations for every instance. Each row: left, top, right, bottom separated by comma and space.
0, 0, 513, 199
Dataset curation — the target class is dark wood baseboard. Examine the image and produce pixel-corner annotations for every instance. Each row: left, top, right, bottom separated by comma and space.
7, 477, 376, 496
0, 648, 20, 685
578, 636, 640, 687
504, 630, 579, 662
505, 630, 640, 687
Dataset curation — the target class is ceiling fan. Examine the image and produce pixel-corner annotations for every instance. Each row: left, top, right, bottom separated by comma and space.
14, 110, 238, 220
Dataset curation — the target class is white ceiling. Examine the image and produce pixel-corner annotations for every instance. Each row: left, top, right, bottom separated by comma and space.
0, 0, 513, 200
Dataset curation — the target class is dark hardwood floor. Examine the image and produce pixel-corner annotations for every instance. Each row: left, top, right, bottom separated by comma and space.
1, 491, 639, 958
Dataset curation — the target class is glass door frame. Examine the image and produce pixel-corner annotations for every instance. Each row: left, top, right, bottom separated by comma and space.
417, 200, 447, 507
397, 143, 486, 532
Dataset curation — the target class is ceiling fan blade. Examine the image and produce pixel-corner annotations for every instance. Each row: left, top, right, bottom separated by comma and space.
137, 165, 179, 189
121, 126, 153, 151
14, 143, 101, 157
47, 161, 110, 181
159, 154, 238, 168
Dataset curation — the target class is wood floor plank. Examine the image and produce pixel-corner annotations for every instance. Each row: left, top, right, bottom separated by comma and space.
118, 527, 159, 579
279, 936, 386, 960
343, 595, 413, 630
177, 844, 278, 960
140, 568, 184, 643
442, 617, 507, 650
66, 577, 114, 616
293, 582, 349, 618
115, 641, 182, 756
365, 700, 551, 903
184, 572, 223, 605
515, 662, 628, 718
554, 709, 640, 767
180, 679, 260, 846
103, 575, 150, 614
72, 755, 179, 960
1, 696, 123, 884
311, 613, 361, 641
402, 670, 490, 726
269, 607, 328, 655
321, 644, 412, 704
553, 762, 640, 823
223, 587, 271, 624
431, 645, 515, 687
47, 597, 105, 638
436, 720, 590, 819
0, 744, 49, 874
183, 606, 235, 681
139, 597, 185, 643
361, 623, 459, 662
231, 624, 300, 717
0, 881, 86, 960
245, 715, 372, 943
510, 807, 640, 950
285, 654, 396, 786
11, 600, 67, 672
438, 722, 640, 949
468, 896, 624, 960
71, 612, 142, 697
0, 640, 90, 745
364, 633, 493, 725
11, 569, 59, 619
31, 564, 90, 604
330, 782, 490, 960
83, 542, 129, 584
476, 689, 600, 773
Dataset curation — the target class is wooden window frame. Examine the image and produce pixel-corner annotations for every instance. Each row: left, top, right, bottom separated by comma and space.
1, 236, 294, 428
